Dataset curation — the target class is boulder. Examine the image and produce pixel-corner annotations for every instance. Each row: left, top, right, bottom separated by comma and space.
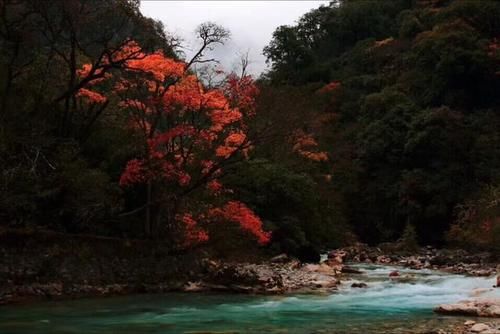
183, 281, 205, 292
327, 250, 347, 263
270, 254, 289, 263
342, 266, 363, 274
303, 263, 335, 274
208, 264, 260, 286
484, 305, 500, 317
470, 323, 491, 332
430, 255, 451, 266
472, 270, 493, 277
351, 282, 368, 288
434, 299, 500, 318
481, 329, 500, 334
376, 255, 391, 264
389, 270, 400, 277
200, 259, 341, 294
496, 265, 500, 287
434, 302, 479, 316
311, 279, 337, 289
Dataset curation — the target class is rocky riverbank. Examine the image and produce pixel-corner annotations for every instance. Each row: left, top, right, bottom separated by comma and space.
182, 257, 339, 294
1, 229, 498, 310
435, 299, 500, 318
330, 243, 498, 276
435, 320, 500, 334
331, 243, 500, 322
184, 242, 499, 297
0, 229, 206, 305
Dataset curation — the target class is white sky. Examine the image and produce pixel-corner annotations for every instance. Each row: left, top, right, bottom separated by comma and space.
140, 1, 329, 76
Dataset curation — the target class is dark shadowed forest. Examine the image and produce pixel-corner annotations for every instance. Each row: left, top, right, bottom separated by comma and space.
1, 1, 500, 333
1, 0, 499, 259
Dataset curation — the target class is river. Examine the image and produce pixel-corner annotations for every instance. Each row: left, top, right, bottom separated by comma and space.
1, 264, 498, 333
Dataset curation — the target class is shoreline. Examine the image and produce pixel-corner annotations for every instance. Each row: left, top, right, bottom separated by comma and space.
1, 243, 498, 308
2, 247, 499, 334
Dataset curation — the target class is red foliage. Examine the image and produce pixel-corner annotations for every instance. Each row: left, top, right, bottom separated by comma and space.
126, 52, 185, 81
318, 81, 341, 94
108, 41, 269, 247
207, 179, 224, 195
111, 40, 143, 64
74, 40, 145, 106
115, 46, 258, 190
488, 38, 500, 56
119, 159, 145, 186
488, 38, 500, 76
209, 201, 271, 245
76, 88, 107, 104
225, 74, 259, 114
178, 213, 209, 247
292, 130, 328, 162
215, 131, 247, 158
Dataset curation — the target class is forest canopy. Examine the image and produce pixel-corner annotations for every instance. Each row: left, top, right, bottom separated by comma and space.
1, 0, 499, 257
262, 0, 500, 251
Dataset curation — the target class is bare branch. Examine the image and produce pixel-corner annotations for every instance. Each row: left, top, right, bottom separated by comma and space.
186, 22, 230, 70
238, 49, 251, 78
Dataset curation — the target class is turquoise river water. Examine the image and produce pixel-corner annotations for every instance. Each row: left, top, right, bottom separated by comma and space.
0, 264, 498, 334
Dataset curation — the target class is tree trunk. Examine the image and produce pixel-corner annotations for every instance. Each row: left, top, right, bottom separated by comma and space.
145, 181, 152, 238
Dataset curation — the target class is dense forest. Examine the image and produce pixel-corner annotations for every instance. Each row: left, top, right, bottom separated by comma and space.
1, 0, 499, 261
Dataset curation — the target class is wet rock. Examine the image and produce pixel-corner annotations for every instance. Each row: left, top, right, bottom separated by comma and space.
329, 244, 497, 278
327, 250, 347, 264
389, 270, 400, 277
351, 282, 368, 288
471, 288, 495, 297
393, 274, 417, 283
377, 255, 391, 264
208, 264, 260, 286
435, 303, 480, 316
430, 255, 451, 266
472, 270, 493, 277
470, 323, 491, 332
342, 266, 363, 274
270, 254, 289, 263
434, 299, 500, 318
230, 284, 256, 293
203, 283, 230, 292
311, 279, 337, 289
484, 305, 500, 317
481, 330, 500, 334
183, 281, 205, 292
496, 265, 500, 288
201, 260, 339, 294
303, 264, 333, 274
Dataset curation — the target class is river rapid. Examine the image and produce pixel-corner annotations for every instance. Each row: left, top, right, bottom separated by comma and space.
0, 264, 498, 334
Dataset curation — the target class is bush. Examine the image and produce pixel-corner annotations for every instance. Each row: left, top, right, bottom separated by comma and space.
399, 223, 419, 252
447, 184, 500, 254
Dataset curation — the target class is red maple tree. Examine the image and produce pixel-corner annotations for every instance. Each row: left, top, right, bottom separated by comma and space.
77, 38, 269, 246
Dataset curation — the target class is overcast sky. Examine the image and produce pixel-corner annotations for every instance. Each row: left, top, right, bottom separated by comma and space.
140, 1, 329, 76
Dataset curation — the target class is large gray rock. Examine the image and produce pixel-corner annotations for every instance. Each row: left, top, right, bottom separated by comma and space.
470, 323, 491, 332
435, 299, 500, 318
201, 259, 340, 294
